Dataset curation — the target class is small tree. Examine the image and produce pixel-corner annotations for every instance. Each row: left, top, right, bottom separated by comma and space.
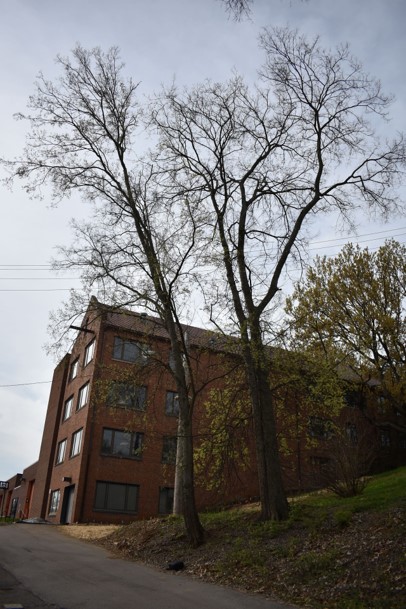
320, 427, 376, 498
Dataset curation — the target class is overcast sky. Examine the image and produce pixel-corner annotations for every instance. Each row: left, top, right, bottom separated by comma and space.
0, 0, 405, 482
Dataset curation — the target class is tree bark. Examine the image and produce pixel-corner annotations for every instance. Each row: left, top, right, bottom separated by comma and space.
243, 327, 289, 521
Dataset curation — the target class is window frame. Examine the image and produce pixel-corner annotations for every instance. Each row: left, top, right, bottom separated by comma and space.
94, 481, 139, 514
380, 429, 391, 448
70, 428, 83, 458
49, 489, 61, 515
62, 396, 74, 421
56, 438, 67, 465
69, 358, 79, 381
107, 382, 147, 411
77, 382, 90, 411
112, 336, 148, 363
84, 339, 96, 367
308, 416, 333, 440
165, 391, 179, 417
158, 486, 174, 515
101, 428, 144, 460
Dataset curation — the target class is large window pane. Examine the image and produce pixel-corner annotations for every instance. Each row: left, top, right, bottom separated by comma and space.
107, 383, 147, 411
94, 481, 139, 513
106, 484, 126, 511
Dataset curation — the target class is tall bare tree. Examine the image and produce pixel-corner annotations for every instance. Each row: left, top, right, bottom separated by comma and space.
150, 28, 405, 520
4, 46, 205, 546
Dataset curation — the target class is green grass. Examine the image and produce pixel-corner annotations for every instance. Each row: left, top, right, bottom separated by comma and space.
299, 466, 406, 513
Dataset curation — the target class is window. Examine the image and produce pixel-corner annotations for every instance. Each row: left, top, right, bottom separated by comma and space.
77, 383, 90, 410
344, 389, 365, 409
165, 391, 179, 417
308, 416, 333, 440
49, 490, 61, 515
94, 481, 139, 513
84, 339, 96, 366
107, 383, 147, 411
70, 428, 83, 457
102, 428, 144, 459
380, 429, 391, 448
346, 423, 358, 444
69, 358, 79, 381
159, 487, 174, 514
310, 456, 330, 470
162, 436, 177, 464
56, 439, 67, 465
399, 435, 406, 450
62, 396, 74, 421
113, 336, 149, 363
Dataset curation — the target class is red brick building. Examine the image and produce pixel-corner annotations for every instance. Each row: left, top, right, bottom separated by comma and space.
1, 300, 405, 523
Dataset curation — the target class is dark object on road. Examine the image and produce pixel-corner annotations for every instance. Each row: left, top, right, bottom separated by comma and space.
167, 560, 185, 571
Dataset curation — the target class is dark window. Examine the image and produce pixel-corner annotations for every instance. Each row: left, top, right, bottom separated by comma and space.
346, 423, 358, 444
107, 383, 147, 411
49, 490, 61, 515
399, 434, 406, 450
69, 358, 79, 381
310, 456, 330, 470
70, 428, 83, 457
159, 487, 174, 514
77, 383, 90, 410
113, 337, 148, 363
344, 389, 365, 409
56, 439, 67, 465
62, 396, 74, 421
102, 428, 144, 459
94, 481, 139, 513
84, 339, 96, 366
308, 416, 333, 440
165, 391, 179, 417
162, 436, 177, 464
380, 429, 391, 448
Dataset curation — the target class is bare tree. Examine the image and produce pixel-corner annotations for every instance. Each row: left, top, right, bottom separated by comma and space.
4, 47, 205, 546
220, 0, 253, 20
150, 28, 405, 520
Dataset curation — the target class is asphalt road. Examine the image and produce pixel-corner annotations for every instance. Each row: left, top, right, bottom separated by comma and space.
0, 524, 299, 609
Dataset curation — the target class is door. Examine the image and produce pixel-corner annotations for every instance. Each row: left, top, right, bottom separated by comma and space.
61, 485, 75, 524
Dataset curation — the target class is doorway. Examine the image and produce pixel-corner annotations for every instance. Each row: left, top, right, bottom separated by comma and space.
61, 485, 75, 524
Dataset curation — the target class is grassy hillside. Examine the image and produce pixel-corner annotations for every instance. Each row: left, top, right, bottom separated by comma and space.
66, 467, 406, 609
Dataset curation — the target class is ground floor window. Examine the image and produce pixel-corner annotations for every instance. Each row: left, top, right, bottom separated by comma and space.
49, 489, 61, 515
159, 487, 174, 514
94, 481, 139, 513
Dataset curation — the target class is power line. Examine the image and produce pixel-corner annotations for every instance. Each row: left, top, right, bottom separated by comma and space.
0, 381, 52, 388
309, 225, 406, 245
0, 288, 74, 292
0, 278, 79, 280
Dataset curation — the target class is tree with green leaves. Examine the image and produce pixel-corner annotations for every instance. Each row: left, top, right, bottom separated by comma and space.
286, 240, 406, 419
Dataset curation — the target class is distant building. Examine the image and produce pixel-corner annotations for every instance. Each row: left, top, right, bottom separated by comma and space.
1, 300, 405, 523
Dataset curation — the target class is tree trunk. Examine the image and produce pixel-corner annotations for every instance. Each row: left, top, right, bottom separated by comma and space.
178, 394, 205, 546
172, 415, 183, 515
243, 330, 289, 521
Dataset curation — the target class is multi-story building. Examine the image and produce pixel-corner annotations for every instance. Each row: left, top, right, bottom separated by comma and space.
1, 299, 405, 523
